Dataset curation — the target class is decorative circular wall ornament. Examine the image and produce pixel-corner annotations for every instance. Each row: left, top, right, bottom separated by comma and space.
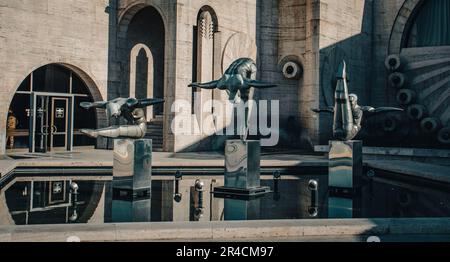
222, 32, 257, 74
385, 54, 403, 71
382, 116, 399, 132
396, 89, 416, 105
388, 53, 450, 144
282, 61, 302, 79
388, 72, 405, 89
420, 117, 442, 134
386, 0, 450, 145
407, 104, 428, 121
438, 127, 450, 144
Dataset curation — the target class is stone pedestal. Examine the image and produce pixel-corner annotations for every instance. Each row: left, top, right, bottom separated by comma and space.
111, 139, 152, 222
224, 198, 261, 221
329, 140, 363, 189
225, 140, 261, 189
213, 140, 270, 199
327, 188, 362, 218
328, 140, 363, 219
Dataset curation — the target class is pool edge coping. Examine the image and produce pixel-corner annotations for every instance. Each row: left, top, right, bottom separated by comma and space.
1, 218, 450, 242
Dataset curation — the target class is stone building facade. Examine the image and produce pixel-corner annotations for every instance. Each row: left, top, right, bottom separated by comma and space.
0, 0, 449, 155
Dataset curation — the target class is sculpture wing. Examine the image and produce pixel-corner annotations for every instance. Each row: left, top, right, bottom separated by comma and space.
363, 107, 404, 117
138, 98, 166, 108
188, 80, 219, 89
80, 101, 108, 110
126, 98, 139, 108
245, 79, 277, 89
311, 107, 334, 114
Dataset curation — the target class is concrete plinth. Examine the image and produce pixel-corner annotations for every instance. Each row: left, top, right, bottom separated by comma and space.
111, 139, 152, 222
328, 140, 363, 219
214, 140, 270, 199
225, 140, 261, 189
224, 198, 261, 221
329, 140, 363, 189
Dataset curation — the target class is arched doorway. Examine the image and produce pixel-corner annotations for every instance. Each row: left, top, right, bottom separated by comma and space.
117, 5, 166, 150
125, 6, 165, 119
7, 64, 99, 153
130, 43, 154, 119
192, 6, 219, 117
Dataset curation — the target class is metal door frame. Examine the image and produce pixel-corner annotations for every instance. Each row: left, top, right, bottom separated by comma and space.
30, 92, 74, 153
50, 97, 69, 151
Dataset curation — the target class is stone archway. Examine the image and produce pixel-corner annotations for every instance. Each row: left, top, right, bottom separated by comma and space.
386, 0, 450, 146
115, 3, 167, 150
117, 4, 166, 111
5, 63, 107, 152
388, 0, 425, 54
60, 63, 108, 149
129, 44, 154, 119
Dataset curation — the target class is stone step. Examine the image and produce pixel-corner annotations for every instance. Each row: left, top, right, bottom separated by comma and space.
146, 133, 163, 137
147, 121, 163, 125
146, 138, 163, 142
145, 116, 163, 150
146, 131, 163, 135
146, 126, 163, 131
146, 131, 162, 135
144, 137, 163, 143
146, 126, 163, 130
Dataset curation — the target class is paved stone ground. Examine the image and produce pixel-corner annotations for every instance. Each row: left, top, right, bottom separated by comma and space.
0, 148, 328, 178
149, 235, 450, 242
2, 218, 450, 242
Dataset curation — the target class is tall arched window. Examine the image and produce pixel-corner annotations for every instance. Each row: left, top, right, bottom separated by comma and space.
125, 6, 165, 120
130, 43, 154, 119
192, 7, 218, 115
406, 0, 450, 47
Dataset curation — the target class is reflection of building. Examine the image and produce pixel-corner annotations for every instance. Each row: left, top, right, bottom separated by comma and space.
8, 65, 100, 152
1, 178, 106, 225
1, 0, 449, 154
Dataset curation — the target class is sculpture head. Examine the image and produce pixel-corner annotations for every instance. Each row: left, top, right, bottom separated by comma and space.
106, 99, 124, 118
349, 94, 358, 108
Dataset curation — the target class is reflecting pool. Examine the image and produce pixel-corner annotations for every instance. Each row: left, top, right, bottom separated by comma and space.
1, 169, 450, 225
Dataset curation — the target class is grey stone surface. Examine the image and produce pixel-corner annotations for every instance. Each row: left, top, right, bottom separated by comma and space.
2, 218, 450, 242
366, 160, 450, 184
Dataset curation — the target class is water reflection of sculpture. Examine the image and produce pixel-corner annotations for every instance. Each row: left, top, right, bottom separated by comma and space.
313, 61, 403, 141
189, 58, 277, 140
80, 98, 165, 139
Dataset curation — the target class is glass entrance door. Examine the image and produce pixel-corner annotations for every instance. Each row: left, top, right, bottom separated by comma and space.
34, 95, 50, 153
50, 98, 69, 151
30, 93, 73, 153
